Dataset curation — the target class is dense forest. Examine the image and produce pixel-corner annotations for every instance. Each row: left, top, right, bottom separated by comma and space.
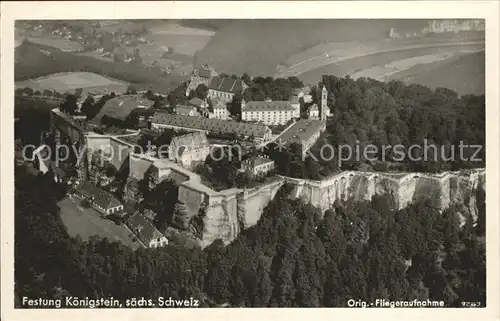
266, 76, 485, 179
15, 165, 486, 307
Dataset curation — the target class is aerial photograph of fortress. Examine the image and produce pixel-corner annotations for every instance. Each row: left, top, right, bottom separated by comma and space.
14, 19, 486, 308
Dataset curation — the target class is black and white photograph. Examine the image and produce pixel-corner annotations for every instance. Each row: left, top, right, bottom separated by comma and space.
1, 1, 499, 320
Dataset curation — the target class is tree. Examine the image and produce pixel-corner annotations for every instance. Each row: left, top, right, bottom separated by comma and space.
59, 94, 78, 115
193, 84, 208, 100
23, 87, 34, 96
241, 73, 252, 86
80, 95, 96, 119
228, 93, 243, 120
43, 89, 53, 97
34, 90, 41, 96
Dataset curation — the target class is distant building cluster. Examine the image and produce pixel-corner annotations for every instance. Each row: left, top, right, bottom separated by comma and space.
424, 19, 485, 34
388, 19, 485, 39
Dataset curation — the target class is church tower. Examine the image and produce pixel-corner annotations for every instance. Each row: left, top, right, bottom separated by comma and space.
320, 86, 328, 121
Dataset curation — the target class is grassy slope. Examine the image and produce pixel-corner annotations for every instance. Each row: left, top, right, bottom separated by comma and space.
194, 19, 430, 76
390, 51, 485, 95
297, 44, 483, 83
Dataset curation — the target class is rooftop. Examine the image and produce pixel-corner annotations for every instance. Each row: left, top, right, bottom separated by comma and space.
276, 120, 326, 146
94, 95, 154, 122
211, 98, 227, 109
243, 156, 275, 167
188, 97, 206, 108
151, 112, 271, 138
243, 101, 295, 112
170, 132, 209, 154
175, 105, 199, 116
76, 182, 122, 210
127, 212, 165, 245
208, 76, 245, 94
197, 64, 217, 79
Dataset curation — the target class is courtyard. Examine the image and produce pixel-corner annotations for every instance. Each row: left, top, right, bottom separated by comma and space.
58, 196, 142, 249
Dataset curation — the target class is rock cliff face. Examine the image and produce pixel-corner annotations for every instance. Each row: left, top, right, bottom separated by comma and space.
126, 153, 485, 248
194, 169, 485, 247
284, 169, 485, 214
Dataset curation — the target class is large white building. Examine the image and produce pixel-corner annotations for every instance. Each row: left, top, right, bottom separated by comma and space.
242, 86, 331, 125
241, 100, 300, 125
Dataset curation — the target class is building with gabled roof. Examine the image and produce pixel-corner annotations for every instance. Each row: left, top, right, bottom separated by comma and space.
175, 105, 200, 117
208, 76, 247, 103
168, 132, 210, 170
241, 100, 300, 125
274, 119, 326, 156
207, 98, 228, 120
185, 64, 218, 97
74, 181, 124, 215
126, 212, 168, 248
188, 97, 209, 109
241, 156, 275, 177
151, 112, 272, 142
93, 95, 154, 123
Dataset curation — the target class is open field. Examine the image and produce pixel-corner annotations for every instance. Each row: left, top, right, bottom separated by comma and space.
296, 43, 484, 83
280, 41, 484, 79
194, 19, 433, 75
390, 51, 485, 95
15, 72, 129, 95
348, 49, 479, 81
146, 34, 213, 57
58, 197, 141, 249
23, 36, 84, 52
147, 22, 215, 36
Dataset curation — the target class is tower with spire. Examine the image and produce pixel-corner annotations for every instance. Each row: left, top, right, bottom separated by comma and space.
320, 86, 328, 121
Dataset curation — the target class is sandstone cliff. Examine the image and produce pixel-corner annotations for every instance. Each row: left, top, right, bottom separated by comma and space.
126, 154, 485, 249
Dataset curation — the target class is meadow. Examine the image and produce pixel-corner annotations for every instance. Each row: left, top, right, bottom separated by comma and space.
15, 72, 129, 95
194, 19, 432, 76
144, 22, 214, 57
297, 43, 484, 86
390, 51, 485, 95
23, 36, 84, 52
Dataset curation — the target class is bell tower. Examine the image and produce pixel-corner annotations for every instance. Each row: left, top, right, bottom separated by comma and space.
320, 86, 328, 121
